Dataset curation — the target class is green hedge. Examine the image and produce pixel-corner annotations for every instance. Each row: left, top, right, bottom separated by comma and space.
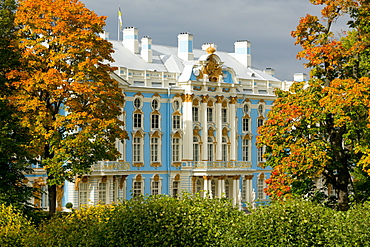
3, 197, 370, 246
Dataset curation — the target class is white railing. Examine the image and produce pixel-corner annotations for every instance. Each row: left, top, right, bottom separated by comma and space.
182, 161, 252, 170
91, 161, 130, 172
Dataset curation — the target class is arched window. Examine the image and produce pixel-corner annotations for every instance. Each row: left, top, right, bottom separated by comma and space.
151, 175, 161, 195
173, 181, 180, 198
133, 175, 143, 198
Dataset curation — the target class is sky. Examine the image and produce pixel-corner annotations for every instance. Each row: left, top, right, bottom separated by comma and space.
79, 0, 326, 81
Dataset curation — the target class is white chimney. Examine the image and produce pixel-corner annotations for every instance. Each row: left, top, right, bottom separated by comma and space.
202, 43, 217, 51
123, 27, 139, 54
234, 40, 251, 67
294, 73, 308, 82
141, 36, 152, 63
177, 32, 194, 61
264, 68, 275, 77
99, 31, 109, 40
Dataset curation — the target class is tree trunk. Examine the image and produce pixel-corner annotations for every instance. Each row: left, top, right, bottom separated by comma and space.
337, 167, 350, 211
48, 184, 57, 216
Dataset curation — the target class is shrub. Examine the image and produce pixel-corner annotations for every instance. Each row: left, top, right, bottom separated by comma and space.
0, 204, 34, 247
25, 204, 114, 247
243, 199, 335, 246
105, 194, 247, 246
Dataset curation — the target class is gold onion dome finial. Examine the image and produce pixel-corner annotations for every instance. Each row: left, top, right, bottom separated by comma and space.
206, 46, 216, 54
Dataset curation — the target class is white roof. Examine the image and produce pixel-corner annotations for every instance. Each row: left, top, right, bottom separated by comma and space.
109, 40, 280, 82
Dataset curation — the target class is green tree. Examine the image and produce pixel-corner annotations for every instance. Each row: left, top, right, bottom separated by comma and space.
8, 0, 127, 215
258, 0, 370, 211
0, 0, 35, 210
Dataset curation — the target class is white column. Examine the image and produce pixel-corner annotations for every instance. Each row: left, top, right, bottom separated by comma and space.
215, 96, 223, 161
218, 176, 225, 198
233, 176, 240, 205
201, 95, 208, 161
245, 175, 254, 204
230, 96, 237, 161
203, 175, 210, 197
183, 94, 193, 161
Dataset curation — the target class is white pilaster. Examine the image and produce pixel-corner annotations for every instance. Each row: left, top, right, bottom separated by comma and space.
215, 96, 223, 161
183, 94, 193, 161
201, 95, 208, 161
230, 97, 237, 160
233, 176, 240, 205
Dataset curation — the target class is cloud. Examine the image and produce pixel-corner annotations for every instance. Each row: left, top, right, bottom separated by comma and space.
79, 0, 339, 81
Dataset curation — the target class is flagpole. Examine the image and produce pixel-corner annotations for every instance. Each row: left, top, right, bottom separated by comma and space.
118, 6, 120, 41
118, 6, 123, 41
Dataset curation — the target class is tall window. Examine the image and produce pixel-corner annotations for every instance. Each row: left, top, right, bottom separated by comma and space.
192, 106, 199, 122
172, 137, 180, 162
258, 146, 264, 163
173, 115, 180, 129
133, 137, 142, 162
150, 137, 159, 163
242, 179, 247, 201
222, 108, 227, 123
133, 113, 142, 128
151, 114, 159, 129
193, 136, 200, 161
242, 118, 249, 132
211, 180, 216, 198
207, 108, 213, 122
222, 137, 228, 161
242, 138, 250, 161
41, 186, 49, 209
112, 179, 119, 203
133, 181, 143, 197
225, 180, 230, 199
258, 174, 265, 199
196, 179, 202, 194
173, 181, 180, 198
98, 182, 107, 204
79, 183, 88, 206
207, 137, 214, 161
151, 181, 160, 195
257, 118, 264, 128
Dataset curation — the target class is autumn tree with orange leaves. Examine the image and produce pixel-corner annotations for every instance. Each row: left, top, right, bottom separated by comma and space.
7, 0, 127, 215
258, 0, 370, 211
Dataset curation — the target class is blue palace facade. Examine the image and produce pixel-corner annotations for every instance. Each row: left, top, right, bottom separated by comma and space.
28, 27, 286, 211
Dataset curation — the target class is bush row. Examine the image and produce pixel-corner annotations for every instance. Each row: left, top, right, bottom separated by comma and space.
2, 196, 370, 246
